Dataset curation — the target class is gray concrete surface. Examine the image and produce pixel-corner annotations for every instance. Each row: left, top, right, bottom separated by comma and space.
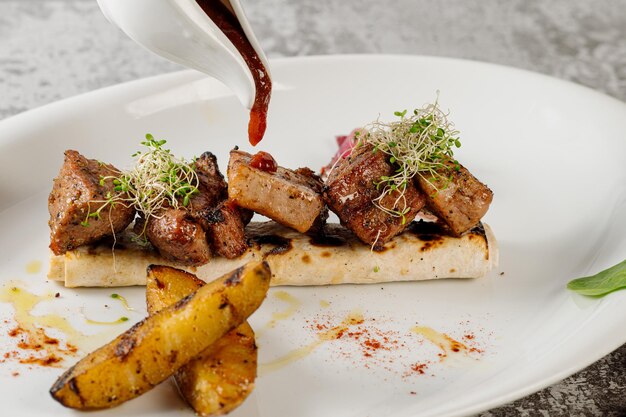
1, 1, 625, 415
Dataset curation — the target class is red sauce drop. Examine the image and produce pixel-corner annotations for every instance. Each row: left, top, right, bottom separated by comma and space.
250, 151, 278, 173
248, 108, 268, 146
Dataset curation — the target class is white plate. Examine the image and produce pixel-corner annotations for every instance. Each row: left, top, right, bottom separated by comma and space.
0, 55, 625, 417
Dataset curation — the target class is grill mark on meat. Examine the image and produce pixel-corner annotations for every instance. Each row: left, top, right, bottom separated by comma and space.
204, 208, 225, 224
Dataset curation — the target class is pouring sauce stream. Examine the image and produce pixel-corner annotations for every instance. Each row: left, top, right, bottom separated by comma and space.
195, 0, 272, 146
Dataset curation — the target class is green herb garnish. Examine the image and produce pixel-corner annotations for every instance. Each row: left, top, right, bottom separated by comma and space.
84, 315, 130, 325
110, 293, 135, 311
82, 134, 199, 231
361, 95, 461, 223
566, 259, 626, 297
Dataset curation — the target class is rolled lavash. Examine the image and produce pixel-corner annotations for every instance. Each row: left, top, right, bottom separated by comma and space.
48, 220, 498, 287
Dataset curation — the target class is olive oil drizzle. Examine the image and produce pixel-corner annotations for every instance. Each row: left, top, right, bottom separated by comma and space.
259, 310, 364, 375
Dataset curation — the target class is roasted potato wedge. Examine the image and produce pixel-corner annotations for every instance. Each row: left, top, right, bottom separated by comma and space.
146, 265, 207, 314
50, 261, 270, 410
146, 266, 257, 416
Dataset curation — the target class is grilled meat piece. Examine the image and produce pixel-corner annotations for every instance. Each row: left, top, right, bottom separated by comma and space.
193, 152, 248, 258
203, 201, 249, 259
193, 151, 228, 204
139, 152, 218, 265
186, 152, 229, 219
227, 150, 327, 233
414, 160, 493, 236
142, 209, 211, 266
48, 150, 135, 255
293, 167, 329, 232
324, 143, 426, 250
140, 151, 248, 264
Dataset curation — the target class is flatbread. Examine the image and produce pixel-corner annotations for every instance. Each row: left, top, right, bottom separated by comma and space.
49, 220, 498, 287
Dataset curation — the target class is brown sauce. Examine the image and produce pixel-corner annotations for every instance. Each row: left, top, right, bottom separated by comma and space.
195, 0, 272, 146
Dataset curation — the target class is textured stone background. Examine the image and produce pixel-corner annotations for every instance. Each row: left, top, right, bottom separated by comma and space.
1, 0, 625, 415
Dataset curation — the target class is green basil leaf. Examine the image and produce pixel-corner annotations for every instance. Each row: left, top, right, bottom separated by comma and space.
566, 259, 626, 296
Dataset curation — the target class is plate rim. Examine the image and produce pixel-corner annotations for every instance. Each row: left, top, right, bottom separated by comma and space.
1, 54, 625, 417
2, 53, 626, 130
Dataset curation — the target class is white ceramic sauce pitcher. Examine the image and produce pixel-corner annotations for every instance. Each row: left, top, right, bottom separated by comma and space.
97, 0, 270, 110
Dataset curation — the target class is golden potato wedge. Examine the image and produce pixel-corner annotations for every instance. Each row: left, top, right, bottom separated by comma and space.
146, 265, 206, 314
146, 266, 257, 416
50, 261, 270, 410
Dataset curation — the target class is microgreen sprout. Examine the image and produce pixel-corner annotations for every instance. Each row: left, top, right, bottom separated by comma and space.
361, 96, 461, 222
111, 293, 135, 311
82, 134, 199, 233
